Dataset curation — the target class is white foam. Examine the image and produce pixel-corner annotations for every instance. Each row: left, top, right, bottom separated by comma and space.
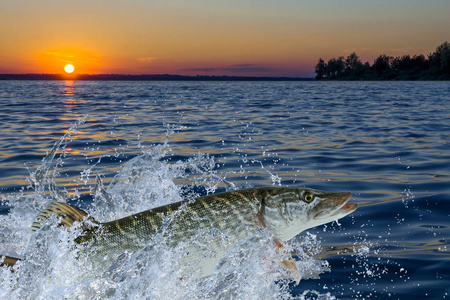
0, 127, 332, 299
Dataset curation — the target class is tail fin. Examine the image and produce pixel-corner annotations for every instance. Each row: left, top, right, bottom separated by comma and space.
1, 255, 20, 268
31, 202, 98, 232
1, 202, 98, 271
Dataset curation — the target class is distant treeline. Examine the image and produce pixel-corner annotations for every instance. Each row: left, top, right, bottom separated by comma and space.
0, 74, 313, 81
315, 41, 450, 80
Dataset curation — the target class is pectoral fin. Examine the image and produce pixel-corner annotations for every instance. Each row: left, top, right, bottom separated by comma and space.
0, 255, 20, 268
31, 202, 98, 232
273, 238, 300, 280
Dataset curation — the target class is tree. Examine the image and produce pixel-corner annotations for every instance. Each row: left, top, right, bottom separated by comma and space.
345, 52, 363, 72
326, 58, 336, 78
436, 41, 450, 56
391, 56, 402, 73
326, 57, 345, 78
391, 55, 412, 73
433, 42, 450, 74
313, 41, 449, 80
441, 48, 450, 74
429, 41, 450, 72
372, 55, 392, 75
411, 54, 429, 72
314, 58, 326, 79
336, 56, 345, 77
343, 52, 366, 78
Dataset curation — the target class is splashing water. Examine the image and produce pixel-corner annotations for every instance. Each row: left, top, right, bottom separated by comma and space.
0, 123, 335, 299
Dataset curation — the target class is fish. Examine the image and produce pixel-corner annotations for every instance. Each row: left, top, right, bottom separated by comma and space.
0, 187, 357, 277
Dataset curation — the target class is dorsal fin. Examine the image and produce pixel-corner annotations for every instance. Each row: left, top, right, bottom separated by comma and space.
31, 202, 97, 232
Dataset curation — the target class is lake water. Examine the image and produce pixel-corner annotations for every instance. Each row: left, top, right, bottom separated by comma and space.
0, 80, 449, 299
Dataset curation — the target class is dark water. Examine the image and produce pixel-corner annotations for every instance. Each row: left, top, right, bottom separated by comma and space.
0, 80, 449, 299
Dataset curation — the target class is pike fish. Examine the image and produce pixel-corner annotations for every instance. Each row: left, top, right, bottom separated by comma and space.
1, 187, 357, 277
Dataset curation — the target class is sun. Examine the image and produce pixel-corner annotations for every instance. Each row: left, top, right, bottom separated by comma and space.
64, 64, 75, 73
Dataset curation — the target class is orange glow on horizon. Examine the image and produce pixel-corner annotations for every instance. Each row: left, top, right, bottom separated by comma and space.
1, 1, 449, 77
36, 48, 100, 74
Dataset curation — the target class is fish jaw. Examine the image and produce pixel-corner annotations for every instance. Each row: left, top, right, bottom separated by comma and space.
329, 202, 358, 218
311, 192, 357, 222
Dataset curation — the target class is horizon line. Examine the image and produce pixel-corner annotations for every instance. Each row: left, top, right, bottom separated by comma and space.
0, 73, 315, 81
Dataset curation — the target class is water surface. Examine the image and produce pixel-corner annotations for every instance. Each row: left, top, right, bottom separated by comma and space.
0, 81, 449, 299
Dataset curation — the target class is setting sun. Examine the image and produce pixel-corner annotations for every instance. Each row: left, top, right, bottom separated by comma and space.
64, 64, 74, 73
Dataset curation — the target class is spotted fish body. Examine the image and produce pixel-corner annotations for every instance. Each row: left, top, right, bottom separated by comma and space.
77, 188, 277, 274
2, 187, 358, 276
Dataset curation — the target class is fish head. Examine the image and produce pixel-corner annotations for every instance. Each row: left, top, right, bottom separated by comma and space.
259, 187, 357, 241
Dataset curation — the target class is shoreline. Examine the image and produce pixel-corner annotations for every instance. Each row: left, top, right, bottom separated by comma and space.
0, 74, 314, 81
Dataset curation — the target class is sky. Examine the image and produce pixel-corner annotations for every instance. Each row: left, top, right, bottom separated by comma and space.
1, 0, 449, 77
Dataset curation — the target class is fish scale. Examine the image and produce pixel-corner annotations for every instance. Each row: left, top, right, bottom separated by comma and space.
72, 188, 262, 270
1, 186, 357, 277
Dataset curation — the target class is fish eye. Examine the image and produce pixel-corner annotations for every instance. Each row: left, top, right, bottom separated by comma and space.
303, 192, 315, 203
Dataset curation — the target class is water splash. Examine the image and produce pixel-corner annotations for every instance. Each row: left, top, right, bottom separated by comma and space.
27, 116, 87, 197
0, 123, 333, 299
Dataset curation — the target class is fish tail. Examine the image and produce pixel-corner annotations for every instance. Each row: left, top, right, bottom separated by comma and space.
31, 202, 98, 232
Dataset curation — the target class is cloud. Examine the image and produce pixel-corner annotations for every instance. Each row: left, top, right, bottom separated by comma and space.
342, 48, 370, 55
230, 64, 254, 67
45, 51, 75, 63
44, 50, 99, 64
221, 65, 275, 73
46, 51, 74, 58
137, 57, 157, 64
178, 68, 217, 72
179, 64, 276, 75
389, 47, 412, 54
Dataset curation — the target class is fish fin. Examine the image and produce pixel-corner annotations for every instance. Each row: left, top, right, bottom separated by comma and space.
31, 202, 98, 232
273, 238, 300, 280
257, 200, 266, 228
0, 255, 21, 268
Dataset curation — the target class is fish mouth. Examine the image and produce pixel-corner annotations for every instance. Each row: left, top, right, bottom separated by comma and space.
313, 192, 357, 220
329, 202, 358, 217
